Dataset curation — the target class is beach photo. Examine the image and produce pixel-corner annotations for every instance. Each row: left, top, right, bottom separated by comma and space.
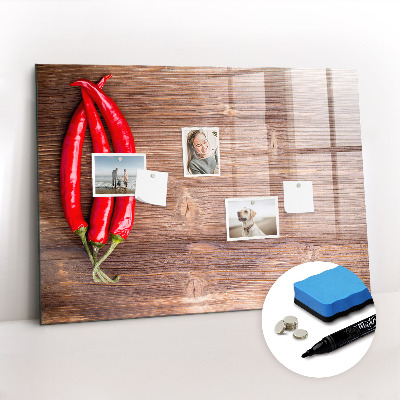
182, 127, 221, 177
225, 197, 279, 241
92, 153, 146, 197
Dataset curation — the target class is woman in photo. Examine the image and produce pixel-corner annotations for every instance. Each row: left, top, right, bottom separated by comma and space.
123, 168, 128, 193
186, 129, 219, 175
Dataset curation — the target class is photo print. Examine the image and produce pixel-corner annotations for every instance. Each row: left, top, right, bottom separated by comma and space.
225, 197, 279, 241
92, 153, 146, 197
182, 127, 221, 177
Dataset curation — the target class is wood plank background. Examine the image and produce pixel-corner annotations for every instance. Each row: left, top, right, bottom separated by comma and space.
37, 65, 369, 324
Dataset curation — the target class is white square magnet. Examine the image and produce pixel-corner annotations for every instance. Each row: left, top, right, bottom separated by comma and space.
135, 170, 168, 207
283, 181, 314, 213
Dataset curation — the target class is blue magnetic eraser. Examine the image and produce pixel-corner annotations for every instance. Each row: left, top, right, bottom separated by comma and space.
293, 265, 373, 322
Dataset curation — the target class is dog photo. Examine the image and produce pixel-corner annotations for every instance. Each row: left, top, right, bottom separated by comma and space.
225, 197, 279, 241
181, 127, 221, 177
92, 153, 146, 197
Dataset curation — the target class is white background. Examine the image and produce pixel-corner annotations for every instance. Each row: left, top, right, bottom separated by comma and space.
0, 0, 399, 399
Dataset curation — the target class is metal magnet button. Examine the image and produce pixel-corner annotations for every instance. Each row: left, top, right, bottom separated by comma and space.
293, 329, 308, 339
274, 320, 287, 334
283, 316, 298, 330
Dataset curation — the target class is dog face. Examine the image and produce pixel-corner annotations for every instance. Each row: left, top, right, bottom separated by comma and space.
237, 207, 256, 222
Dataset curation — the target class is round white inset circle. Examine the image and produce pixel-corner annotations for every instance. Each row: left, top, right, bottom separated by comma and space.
262, 261, 376, 378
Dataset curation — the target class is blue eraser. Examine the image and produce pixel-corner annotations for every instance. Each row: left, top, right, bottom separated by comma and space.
293, 265, 373, 322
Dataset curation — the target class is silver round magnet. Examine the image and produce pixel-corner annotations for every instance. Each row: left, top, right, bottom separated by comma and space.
283, 316, 298, 330
274, 320, 286, 334
293, 329, 308, 339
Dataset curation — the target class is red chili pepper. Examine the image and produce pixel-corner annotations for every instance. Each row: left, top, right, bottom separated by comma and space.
60, 75, 111, 265
70, 79, 135, 153
70, 79, 136, 275
81, 88, 117, 283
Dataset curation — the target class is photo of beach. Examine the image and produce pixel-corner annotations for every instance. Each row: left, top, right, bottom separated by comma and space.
92, 153, 146, 197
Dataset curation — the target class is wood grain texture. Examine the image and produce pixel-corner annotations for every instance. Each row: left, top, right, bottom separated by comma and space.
37, 65, 369, 324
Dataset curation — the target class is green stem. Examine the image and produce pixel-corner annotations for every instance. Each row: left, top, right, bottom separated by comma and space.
93, 262, 119, 284
75, 226, 94, 266
90, 242, 103, 265
92, 267, 103, 283
92, 234, 124, 284
88, 242, 107, 282
75, 227, 106, 282
74, 227, 120, 283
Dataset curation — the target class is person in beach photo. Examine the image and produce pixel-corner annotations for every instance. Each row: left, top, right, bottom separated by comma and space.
185, 128, 220, 176
112, 167, 118, 189
123, 168, 128, 193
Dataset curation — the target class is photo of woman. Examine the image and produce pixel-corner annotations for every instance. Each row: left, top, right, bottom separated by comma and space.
182, 127, 221, 177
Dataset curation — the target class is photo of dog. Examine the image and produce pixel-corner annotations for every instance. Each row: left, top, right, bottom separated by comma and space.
225, 197, 279, 241
237, 207, 267, 237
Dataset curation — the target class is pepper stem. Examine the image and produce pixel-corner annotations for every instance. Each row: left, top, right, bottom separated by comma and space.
93, 266, 117, 283
90, 242, 103, 264
90, 241, 120, 284
75, 227, 108, 283
75, 226, 94, 266
91, 234, 125, 284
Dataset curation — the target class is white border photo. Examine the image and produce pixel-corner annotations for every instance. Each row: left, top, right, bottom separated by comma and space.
92, 153, 146, 197
225, 197, 279, 241
182, 127, 221, 177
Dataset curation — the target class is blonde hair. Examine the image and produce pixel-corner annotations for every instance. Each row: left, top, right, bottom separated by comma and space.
186, 129, 206, 172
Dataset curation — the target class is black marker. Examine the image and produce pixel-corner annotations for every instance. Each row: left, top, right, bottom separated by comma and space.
302, 314, 376, 358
